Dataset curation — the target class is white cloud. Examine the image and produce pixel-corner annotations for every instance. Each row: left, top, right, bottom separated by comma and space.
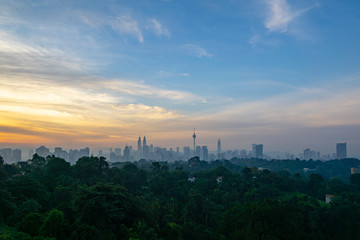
265, 0, 293, 32
198, 82, 360, 129
111, 15, 144, 43
149, 18, 170, 37
264, 0, 319, 33
104, 80, 204, 103
183, 44, 213, 58
155, 71, 190, 78
0, 30, 205, 127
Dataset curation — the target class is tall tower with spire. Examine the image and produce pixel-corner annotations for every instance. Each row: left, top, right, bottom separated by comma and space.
143, 136, 147, 148
192, 128, 196, 151
137, 136, 142, 152
143, 136, 148, 159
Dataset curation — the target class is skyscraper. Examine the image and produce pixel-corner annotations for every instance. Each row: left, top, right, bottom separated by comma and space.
143, 136, 149, 159
252, 144, 256, 157
137, 136, 142, 152
0, 148, 12, 163
192, 129, 196, 151
202, 146, 208, 161
252, 144, 263, 158
195, 146, 201, 158
12, 149, 21, 162
217, 139, 221, 155
36, 146, 50, 158
124, 145, 130, 161
143, 136, 147, 148
256, 144, 263, 158
336, 142, 347, 159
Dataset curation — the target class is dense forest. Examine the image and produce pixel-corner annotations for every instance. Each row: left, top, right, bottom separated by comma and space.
1, 154, 360, 240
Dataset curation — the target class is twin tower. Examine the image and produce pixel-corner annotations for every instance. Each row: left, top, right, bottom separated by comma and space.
137, 136, 147, 152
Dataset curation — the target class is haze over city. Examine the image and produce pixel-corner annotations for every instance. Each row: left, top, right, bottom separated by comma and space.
1, 0, 360, 157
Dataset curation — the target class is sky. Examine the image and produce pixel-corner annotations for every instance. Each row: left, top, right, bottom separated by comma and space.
1, 0, 360, 156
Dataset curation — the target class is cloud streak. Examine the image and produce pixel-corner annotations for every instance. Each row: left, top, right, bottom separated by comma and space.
183, 44, 213, 58
148, 18, 170, 37
111, 15, 144, 43
264, 0, 319, 33
0, 29, 203, 146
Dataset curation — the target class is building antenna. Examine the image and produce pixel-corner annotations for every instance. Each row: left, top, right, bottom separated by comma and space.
192, 128, 196, 151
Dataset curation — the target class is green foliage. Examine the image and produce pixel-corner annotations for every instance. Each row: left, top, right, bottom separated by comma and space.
7, 175, 47, 205
2, 156, 360, 239
40, 209, 66, 239
0, 227, 32, 240
73, 156, 109, 184
351, 173, 360, 188
0, 227, 55, 240
18, 213, 44, 236
74, 183, 144, 230
8, 199, 41, 225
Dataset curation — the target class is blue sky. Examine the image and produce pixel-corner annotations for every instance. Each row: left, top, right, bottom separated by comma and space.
1, 0, 360, 156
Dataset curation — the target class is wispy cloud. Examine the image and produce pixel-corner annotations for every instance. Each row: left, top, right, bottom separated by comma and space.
155, 71, 190, 78
264, 0, 319, 33
0, 28, 207, 146
103, 80, 203, 103
78, 12, 171, 43
183, 44, 213, 58
148, 18, 170, 37
111, 15, 144, 43
248, 33, 281, 47
195, 82, 360, 130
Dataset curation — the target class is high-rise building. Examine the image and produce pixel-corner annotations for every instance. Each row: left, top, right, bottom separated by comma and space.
12, 149, 21, 162
115, 148, 122, 157
28, 149, 34, 159
195, 146, 201, 158
124, 146, 130, 161
304, 148, 311, 160
336, 142, 347, 159
252, 144, 263, 158
137, 137, 142, 152
252, 144, 257, 157
36, 146, 50, 158
183, 146, 191, 160
0, 148, 12, 163
202, 146, 208, 161
54, 147, 69, 161
143, 136, 147, 148
256, 144, 263, 158
80, 147, 90, 158
217, 139, 221, 155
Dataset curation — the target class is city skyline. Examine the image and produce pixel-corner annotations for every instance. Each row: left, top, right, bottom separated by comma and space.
0, 135, 352, 162
1, 0, 360, 156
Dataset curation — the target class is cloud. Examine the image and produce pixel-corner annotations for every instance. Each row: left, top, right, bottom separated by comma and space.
149, 18, 170, 37
196, 83, 360, 130
248, 33, 281, 47
264, 0, 319, 33
78, 13, 171, 43
111, 15, 144, 43
155, 71, 190, 78
183, 44, 213, 58
103, 80, 203, 103
0, 29, 208, 146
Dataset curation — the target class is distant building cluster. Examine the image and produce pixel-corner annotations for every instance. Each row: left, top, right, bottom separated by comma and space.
38, 146, 90, 165
0, 132, 350, 164
0, 148, 22, 163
